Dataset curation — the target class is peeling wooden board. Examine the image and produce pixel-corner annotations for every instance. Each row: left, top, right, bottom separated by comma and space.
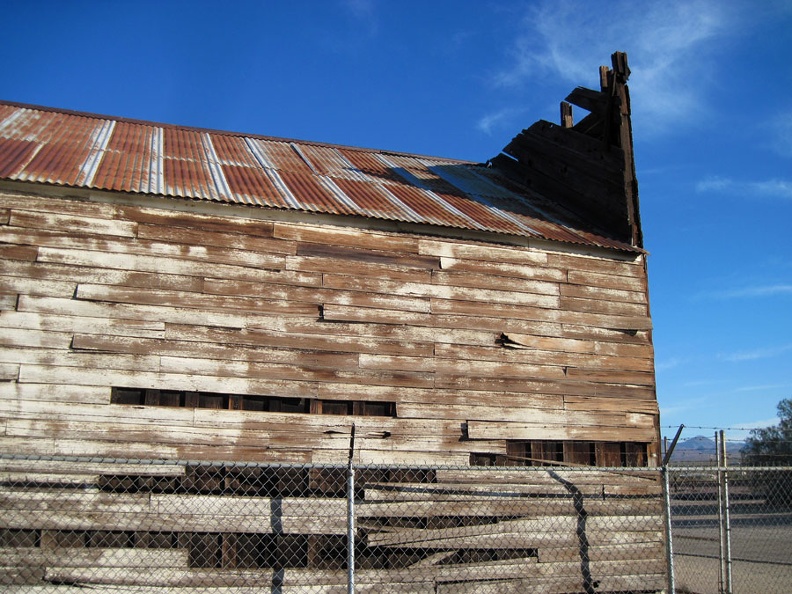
4, 508, 345, 535
16, 365, 321, 399
137, 222, 295, 254
17, 295, 279, 332
324, 274, 560, 308
287, 254, 432, 283
567, 269, 646, 292
560, 282, 647, 304
165, 324, 435, 358
560, 295, 648, 317
438, 256, 564, 282
76, 283, 319, 317
0, 382, 110, 404
9, 210, 137, 238
1, 346, 162, 372
296, 242, 438, 270
1, 548, 189, 568
0, 244, 38, 261
434, 343, 654, 373
561, 324, 651, 345
366, 516, 662, 548
322, 305, 432, 327
0, 258, 205, 293
0, 362, 20, 380
418, 239, 547, 265
4, 419, 313, 451
122, 205, 276, 237
433, 467, 661, 485
549, 251, 644, 277
0, 457, 186, 477
36, 247, 286, 282
0, 328, 74, 349
563, 395, 658, 415
431, 270, 559, 296
0, 275, 77, 299
466, 421, 657, 443
358, 497, 662, 517
432, 313, 564, 339
274, 222, 420, 253
397, 403, 631, 425
429, 297, 653, 331
434, 373, 656, 400
5, 227, 290, 274
0, 436, 310, 462
72, 333, 359, 370
2, 311, 165, 339
0, 292, 18, 310
432, 358, 567, 381
0, 193, 127, 219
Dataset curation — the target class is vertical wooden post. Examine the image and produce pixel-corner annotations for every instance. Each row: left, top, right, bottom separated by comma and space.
560, 102, 574, 128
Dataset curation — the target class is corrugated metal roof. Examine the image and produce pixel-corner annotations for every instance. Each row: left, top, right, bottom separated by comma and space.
0, 101, 639, 252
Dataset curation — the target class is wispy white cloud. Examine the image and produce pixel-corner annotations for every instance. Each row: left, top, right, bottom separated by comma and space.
734, 383, 792, 393
738, 417, 779, 429
708, 285, 792, 299
655, 356, 685, 372
696, 176, 792, 199
719, 343, 792, 363
767, 109, 792, 158
341, 0, 379, 37
476, 107, 529, 135
488, 0, 736, 135
659, 395, 709, 418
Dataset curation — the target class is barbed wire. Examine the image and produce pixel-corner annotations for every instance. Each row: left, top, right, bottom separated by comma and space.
661, 425, 778, 432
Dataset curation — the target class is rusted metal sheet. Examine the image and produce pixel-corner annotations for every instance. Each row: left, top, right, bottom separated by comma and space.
0, 100, 640, 252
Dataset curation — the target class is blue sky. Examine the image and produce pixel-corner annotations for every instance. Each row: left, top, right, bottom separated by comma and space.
3, 0, 791, 443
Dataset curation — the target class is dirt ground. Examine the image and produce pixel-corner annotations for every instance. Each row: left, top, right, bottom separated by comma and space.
672, 524, 792, 593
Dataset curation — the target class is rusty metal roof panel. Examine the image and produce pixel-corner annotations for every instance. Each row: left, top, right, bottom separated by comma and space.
221, 164, 285, 207
208, 134, 261, 169
0, 101, 640, 253
0, 137, 39, 178
331, 177, 424, 223
92, 121, 160, 194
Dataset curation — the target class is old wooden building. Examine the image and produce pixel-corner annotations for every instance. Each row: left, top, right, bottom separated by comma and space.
0, 53, 665, 592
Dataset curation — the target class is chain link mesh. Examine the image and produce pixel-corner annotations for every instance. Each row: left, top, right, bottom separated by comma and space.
4, 455, 791, 593
669, 465, 792, 594
2, 455, 668, 593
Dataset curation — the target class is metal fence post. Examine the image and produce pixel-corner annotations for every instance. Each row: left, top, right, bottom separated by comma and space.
662, 465, 676, 594
662, 424, 683, 594
720, 430, 733, 594
716, 432, 726, 594
347, 424, 356, 594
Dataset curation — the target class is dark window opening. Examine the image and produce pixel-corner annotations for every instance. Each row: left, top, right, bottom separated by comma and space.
111, 388, 395, 418
472, 440, 649, 468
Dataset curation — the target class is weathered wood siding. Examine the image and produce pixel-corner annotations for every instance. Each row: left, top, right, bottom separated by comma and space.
0, 187, 658, 465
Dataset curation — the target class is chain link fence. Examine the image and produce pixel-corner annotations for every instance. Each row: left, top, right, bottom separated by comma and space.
2, 455, 665, 593
669, 465, 792, 594
1, 454, 790, 593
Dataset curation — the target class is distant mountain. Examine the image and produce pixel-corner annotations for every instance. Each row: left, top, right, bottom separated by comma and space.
664, 435, 745, 464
